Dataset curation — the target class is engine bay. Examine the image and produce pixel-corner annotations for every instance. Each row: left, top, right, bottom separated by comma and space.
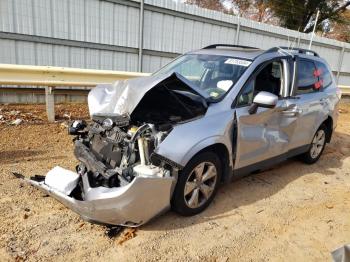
23, 74, 210, 226
69, 96, 205, 194
69, 114, 173, 191
65, 75, 209, 203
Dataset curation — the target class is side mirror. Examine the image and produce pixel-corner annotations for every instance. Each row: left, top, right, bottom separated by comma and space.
248, 91, 278, 114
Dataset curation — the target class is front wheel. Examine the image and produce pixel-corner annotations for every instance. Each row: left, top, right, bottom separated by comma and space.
300, 124, 327, 164
171, 151, 221, 216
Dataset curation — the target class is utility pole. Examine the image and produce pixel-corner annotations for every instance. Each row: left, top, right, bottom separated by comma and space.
308, 10, 320, 50
138, 0, 144, 72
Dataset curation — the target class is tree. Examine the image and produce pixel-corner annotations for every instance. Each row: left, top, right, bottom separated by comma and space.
268, 0, 350, 33
185, 0, 278, 24
185, 0, 350, 42
324, 9, 350, 41
185, 0, 225, 12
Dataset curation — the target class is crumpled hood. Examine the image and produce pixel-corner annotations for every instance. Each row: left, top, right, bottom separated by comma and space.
88, 72, 210, 116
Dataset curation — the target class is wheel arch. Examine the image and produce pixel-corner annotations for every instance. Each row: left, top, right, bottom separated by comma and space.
185, 143, 232, 183
322, 115, 333, 143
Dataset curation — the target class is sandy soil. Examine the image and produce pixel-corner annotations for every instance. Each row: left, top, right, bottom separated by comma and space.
1, 102, 350, 262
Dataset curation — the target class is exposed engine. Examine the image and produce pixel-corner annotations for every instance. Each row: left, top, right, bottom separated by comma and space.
68, 76, 207, 192
68, 113, 177, 190
23, 73, 210, 226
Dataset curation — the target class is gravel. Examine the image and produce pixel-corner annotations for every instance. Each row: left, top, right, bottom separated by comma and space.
1, 102, 350, 261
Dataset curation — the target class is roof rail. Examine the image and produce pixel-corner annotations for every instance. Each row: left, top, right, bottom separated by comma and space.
265, 46, 319, 57
203, 44, 259, 50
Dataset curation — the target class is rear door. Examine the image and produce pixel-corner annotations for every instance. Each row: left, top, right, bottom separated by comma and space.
285, 58, 329, 150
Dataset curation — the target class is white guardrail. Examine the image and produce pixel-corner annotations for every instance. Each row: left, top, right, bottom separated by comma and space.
0, 64, 150, 122
339, 85, 350, 95
0, 64, 349, 121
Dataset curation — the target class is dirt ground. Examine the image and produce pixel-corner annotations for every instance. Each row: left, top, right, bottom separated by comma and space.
1, 102, 350, 262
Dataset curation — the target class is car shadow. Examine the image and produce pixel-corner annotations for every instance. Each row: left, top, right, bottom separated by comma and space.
0, 150, 69, 165
0, 150, 44, 164
143, 130, 350, 230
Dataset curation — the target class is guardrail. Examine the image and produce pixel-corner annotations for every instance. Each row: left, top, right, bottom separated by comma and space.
339, 85, 350, 95
0, 64, 150, 121
0, 63, 349, 122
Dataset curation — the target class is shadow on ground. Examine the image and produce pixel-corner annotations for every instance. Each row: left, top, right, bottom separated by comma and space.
0, 150, 69, 165
0, 150, 44, 164
144, 131, 350, 231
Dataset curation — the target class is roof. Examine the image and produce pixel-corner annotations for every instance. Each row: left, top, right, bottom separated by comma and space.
189, 47, 265, 60
189, 45, 323, 61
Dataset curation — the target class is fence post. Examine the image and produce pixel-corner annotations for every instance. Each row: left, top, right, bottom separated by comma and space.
138, 0, 144, 72
336, 45, 345, 84
234, 15, 240, 45
45, 86, 55, 122
297, 33, 301, 48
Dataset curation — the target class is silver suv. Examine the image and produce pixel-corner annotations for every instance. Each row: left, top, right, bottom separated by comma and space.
27, 45, 341, 226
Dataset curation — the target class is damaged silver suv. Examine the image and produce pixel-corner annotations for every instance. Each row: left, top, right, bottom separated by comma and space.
27, 45, 340, 226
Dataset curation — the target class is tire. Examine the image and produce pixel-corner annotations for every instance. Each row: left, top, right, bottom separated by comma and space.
171, 151, 222, 216
300, 124, 327, 164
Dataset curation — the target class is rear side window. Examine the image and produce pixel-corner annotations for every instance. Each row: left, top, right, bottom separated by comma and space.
296, 59, 318, 94
315, 61, 333, 89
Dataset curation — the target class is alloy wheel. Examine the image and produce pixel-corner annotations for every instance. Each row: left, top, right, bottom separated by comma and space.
310, 129, 326, 159
184, 162, 217, 209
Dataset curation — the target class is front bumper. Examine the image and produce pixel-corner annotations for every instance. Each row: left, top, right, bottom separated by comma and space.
27, 167, 175, 227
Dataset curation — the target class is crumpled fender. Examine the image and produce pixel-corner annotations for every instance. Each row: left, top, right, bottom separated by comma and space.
155, 108, 235, 169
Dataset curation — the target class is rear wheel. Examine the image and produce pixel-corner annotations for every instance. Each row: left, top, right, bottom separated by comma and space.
171, 152, 221, 216
300, 125, 327, 164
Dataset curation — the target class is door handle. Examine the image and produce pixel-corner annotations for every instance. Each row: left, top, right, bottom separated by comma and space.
282, 106, 302, 116
320, 98, 327, 105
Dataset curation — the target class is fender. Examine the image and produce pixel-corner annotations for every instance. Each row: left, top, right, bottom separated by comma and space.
154, 109, 235, 168
181, 135, 233, 169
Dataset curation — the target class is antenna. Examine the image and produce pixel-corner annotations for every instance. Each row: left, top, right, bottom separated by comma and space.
308, 10, 320, 50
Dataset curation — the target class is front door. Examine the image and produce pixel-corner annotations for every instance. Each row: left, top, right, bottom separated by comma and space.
233, 59, 299, 171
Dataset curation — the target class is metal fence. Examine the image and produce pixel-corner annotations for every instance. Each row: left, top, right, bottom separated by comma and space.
0, 63, 148, 121
0, 0, 349, 84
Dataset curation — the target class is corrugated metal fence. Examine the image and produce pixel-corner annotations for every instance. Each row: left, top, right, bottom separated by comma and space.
0, 0, 349, 85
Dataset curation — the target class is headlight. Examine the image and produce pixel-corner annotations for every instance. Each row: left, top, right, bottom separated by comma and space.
68, 120, 87, 135
102, 118, 113, 129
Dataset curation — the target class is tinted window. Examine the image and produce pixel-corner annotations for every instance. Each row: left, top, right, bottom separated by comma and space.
315, 61, 333, 88
297, 59, 318, 94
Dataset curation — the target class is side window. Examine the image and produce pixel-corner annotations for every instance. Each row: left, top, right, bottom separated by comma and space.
236, 61, 283, 107
315, 61, 333, 89
296, 59, 318, 94
237, 79, 254, 107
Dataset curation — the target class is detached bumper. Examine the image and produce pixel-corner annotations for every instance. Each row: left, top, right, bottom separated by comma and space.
27, 167, 175, 227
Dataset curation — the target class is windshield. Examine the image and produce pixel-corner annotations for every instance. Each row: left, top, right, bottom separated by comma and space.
153, 54, 251, 100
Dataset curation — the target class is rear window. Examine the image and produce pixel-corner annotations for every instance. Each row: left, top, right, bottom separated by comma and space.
297, 59, 318, 94
315, 61, 333, 89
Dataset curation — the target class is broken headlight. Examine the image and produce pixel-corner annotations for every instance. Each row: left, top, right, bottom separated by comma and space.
68, 120, 87, 135
102, 118, 113, 130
